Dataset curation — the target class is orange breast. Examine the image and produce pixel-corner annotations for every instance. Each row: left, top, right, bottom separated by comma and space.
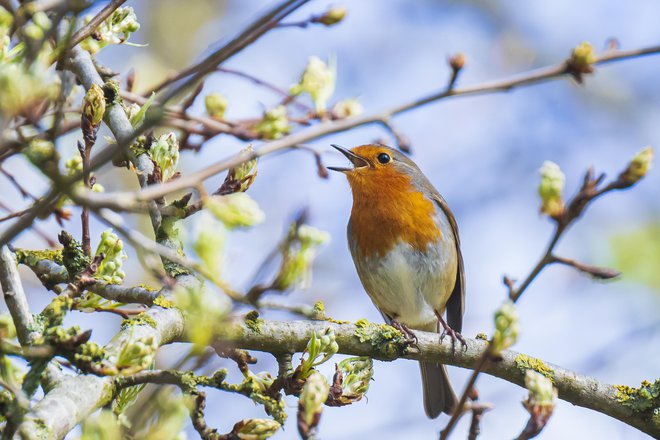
347, 167, 441, 258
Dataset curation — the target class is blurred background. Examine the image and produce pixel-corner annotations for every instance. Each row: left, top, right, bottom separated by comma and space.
3, 0, 660, 438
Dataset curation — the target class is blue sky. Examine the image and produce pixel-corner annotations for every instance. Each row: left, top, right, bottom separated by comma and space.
3, 1, 659, 438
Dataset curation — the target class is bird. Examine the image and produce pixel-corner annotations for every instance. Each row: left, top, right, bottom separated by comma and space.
328, 143, 465, 418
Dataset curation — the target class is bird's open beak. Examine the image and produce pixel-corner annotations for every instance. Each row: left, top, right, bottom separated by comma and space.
327, 144, 369, 172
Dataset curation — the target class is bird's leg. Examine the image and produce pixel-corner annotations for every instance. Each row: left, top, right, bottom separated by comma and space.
435, 311, 467, 351
389, 318, 418, 347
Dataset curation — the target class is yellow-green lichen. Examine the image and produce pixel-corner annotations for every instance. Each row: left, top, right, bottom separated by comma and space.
220, 371, 286, 424
475, 332, 488, 341
153, 295, 174, 308
325, 317, 351, 325
515, 354, 555, 383
308, 300, 326, 320
41, 295, 74, 327
120, 313, 157, 330
245, 310, 263, 334
162, 260, 191, 279
614, 379, 660, 413
353, 318, 407, 360
14, 248, 63, 267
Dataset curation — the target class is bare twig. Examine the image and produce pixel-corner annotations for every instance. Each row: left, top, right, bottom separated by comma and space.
93, 208, 242, 301
72, 42, 660, 210
468, 405, 492, 440
68, 0, 128, 48
0, 165, 35, 200
217, 66, 313, 112
143, 0, 311, 97
0, 1, 312, 246
442, 164, 649, 439
550, 255, 620, 280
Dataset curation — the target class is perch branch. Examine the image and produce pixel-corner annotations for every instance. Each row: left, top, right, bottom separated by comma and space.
14, 318, 660, 439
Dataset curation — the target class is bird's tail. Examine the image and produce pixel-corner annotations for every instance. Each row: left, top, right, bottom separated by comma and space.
419, 361, 457, 418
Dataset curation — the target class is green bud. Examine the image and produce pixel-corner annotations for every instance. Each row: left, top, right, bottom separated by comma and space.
205, 193, 265, 229
299, 224, 331, 247
301, 328, 338, 376
0, 57, 58, 118
332, 98, 363, 118
274, 225, 330, 290
173, 284, 230, 352
82, 6, 140, 54
255, 105, 290, 139
0, 314, 16, 340
299, 371, 329, 427
244, 370, 275, 393
0, 7, 12, 41
83, 84, 106, 126
524, 370, 557, 407
149, 132, 179, 181
24, 139, 57, 168
337, 356, 373, 399
226, 145, 258, 192
127, 93, 155, 128
65, 155, 83, 175
317, 6, 347, 26
569, 42, 596, 74
81, 409, 122, 440
116, 334, 157, 374
233, 418, 281, 440
620, 146, 653, 185
491, 300, 518, 356
137, 391, 190, 439
94, 229, 128, 284
538, 161, 565, 218
125, 102, 141, 121
290, 56, 336, 114
193, 212, 227, 275
23, 12, 51, 40
204, 92, 228, 119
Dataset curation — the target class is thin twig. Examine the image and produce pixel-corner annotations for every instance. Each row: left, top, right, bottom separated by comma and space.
143, 0, 311, 97
68, 0, 128, 48
441, 164, 648, 439
217, 66, 313, 112
0, 1, 311, 246
93, 208, 242, 301
72, 42, 660, 209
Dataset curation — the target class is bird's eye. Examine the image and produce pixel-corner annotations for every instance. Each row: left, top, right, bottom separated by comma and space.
377, 153, 391, 164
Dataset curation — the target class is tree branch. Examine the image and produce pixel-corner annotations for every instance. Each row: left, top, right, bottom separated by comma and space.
13, 317, 659, 439
73, 42, 660, 210
68, 0, 127, 49
214, 320, 660, 438
16, 302, 187, 440
0, 246, 37, 345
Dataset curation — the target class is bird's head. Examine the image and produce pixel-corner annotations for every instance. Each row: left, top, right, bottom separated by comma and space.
328, 144, 422, 191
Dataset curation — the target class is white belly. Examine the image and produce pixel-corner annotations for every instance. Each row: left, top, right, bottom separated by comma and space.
351, 227, 457, 329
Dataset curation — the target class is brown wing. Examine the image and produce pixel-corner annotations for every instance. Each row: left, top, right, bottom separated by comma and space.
433, 194, 465, 333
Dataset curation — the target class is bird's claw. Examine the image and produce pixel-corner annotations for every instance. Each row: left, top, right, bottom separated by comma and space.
435, 311, 467, 353
440, 326, 467, 352
390, 320, 419, 349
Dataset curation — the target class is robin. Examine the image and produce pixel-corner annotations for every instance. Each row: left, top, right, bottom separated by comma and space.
328, 144, 465, 417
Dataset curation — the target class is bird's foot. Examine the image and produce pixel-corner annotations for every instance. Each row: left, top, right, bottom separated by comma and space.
389, 319, 419, 348
435, 311, 467, 352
